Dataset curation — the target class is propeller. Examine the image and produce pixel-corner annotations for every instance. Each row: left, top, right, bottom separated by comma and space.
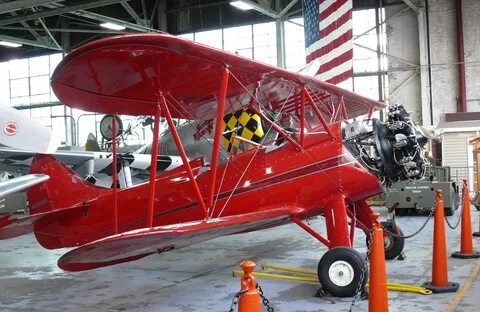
0, 105, 58, 154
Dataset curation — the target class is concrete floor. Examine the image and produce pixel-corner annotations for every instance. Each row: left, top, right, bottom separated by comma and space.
0, 207, 479, 312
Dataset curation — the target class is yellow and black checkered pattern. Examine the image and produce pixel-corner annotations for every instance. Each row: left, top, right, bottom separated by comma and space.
222, 108, 264, 153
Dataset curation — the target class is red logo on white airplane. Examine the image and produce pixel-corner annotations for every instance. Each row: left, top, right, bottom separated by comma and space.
3, 121, 17, 136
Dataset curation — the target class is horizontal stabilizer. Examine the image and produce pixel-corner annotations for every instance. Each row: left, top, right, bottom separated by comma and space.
0, 174, 49, 199
0, 204, 86, 240
58, 208, 294, 272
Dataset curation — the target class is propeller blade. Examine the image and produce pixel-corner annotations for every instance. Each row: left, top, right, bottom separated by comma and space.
0, 105, 57, 154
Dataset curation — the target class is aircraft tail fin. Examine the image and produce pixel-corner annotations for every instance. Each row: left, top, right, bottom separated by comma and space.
85, 133, 101, 152
27, 154, 105, 215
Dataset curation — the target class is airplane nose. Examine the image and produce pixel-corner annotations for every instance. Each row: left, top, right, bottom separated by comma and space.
342, 104, 427, 186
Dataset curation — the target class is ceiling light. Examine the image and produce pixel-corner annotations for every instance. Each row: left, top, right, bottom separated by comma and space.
0, 41, 22, 48
100, 22, 126, 31
230, 0, 254, 11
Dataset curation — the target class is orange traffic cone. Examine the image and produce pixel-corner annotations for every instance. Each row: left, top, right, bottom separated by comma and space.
238, 261, 261, 312
452, 180, 480, 258
368, 212, 388, 312
423, 190, 459, 293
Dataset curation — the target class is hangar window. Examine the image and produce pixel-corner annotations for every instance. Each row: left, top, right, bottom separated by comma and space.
1, 53, 62, 107
224, 25, 253, 59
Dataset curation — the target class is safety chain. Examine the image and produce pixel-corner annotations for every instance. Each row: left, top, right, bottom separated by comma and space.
228, 290, 246, 312
349, 229, 373, 312
382, 208, 434, 240
228, 285, 274, 312
257, 284, 275, 312
445, 193, 464, 230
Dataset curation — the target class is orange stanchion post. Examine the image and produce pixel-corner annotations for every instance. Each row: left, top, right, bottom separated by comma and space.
368, 212, 389, 312
238, 261, 261, 312
452, 180, 480, 258
423, 190, 459, 293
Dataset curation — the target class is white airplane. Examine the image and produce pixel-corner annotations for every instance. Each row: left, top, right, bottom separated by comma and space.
0, 105, 54, 199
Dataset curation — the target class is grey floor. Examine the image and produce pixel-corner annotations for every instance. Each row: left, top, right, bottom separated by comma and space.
1, 207, 479, 312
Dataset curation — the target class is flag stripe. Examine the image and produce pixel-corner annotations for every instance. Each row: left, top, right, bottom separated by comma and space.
305, 20, 352, 56
318, 59, 353, 82
319, 0, 336, 12
306, 29, 352, 63
325, 69, 353, 85
320, 6, 351, 38
319, 49, 353, 74
320, 0, 349, 20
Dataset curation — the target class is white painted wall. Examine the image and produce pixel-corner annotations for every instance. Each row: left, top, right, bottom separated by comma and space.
385, 5, 421, 121
385, 0, 480, 126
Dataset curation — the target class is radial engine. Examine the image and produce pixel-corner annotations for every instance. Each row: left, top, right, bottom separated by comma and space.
343, 104, 428, 186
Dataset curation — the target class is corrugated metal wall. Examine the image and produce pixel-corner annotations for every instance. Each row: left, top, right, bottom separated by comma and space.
442, 131, 478, 191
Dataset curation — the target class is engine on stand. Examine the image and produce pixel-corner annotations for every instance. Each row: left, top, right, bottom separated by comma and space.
343, 104, 428, 187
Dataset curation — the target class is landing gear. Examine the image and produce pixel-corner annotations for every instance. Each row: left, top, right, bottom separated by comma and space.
382, 221, 405, 260
318, 247, 366, 297
367, 221, 405, 260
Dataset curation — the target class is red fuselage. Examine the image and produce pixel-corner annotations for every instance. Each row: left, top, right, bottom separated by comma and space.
29, 122, 382, 250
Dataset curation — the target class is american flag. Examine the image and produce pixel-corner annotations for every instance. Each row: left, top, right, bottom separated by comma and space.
302, 0, 353, 85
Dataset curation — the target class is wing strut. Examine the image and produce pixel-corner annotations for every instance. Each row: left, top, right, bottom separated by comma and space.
159, 95, 208, 220
147, 105, 161, 228
332, 97, 349, 122
302, 87, 335, 140
207, 67, 229, 210
112, 116, 119, 234
299, 88, 305, 147
250, 106, 302, 151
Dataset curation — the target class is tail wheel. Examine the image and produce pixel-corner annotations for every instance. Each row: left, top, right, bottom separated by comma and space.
365, 221, 405, 260
380, 221, 405, 260
318, 247, 366, 297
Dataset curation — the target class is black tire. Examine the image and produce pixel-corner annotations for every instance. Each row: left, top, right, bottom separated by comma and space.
445, 206, 454, 217
365, 221, 405, 260
395, 208, 408, 216
382, 222, 405, 259
318, 247, 366, 297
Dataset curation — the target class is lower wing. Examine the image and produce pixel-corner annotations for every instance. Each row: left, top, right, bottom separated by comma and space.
58, 207, 296, 272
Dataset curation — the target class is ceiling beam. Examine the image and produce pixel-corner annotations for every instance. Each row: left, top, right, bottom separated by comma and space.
237, 0, 279, 19
0, 25, 127, 34
0, 0, 62, 14
403, 0, 420, 13
0, 0, 130, 26
37, 17, 63, 50
278, 0, 298, 17
120, 1, 146, 26
0, 34, 62, 50
0, 0, 44, 41
72, 10, 161, 32
29, 7, 63, 50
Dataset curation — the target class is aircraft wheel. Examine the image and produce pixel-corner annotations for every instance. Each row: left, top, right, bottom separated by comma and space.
381, 222, 405, 260
318, 247, 366, 297
395, 208, 408, 216
365, 222, 405, 260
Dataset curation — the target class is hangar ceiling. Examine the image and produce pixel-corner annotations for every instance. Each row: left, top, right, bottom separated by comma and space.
0, 0, 403, 61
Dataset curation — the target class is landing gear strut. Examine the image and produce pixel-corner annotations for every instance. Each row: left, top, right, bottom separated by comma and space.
317, 247, 366, 297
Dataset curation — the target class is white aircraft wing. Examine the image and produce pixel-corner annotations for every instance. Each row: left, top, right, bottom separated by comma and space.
0, 174, 49, 199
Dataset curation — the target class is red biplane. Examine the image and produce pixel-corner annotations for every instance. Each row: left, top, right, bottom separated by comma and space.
0, 34, 427, 297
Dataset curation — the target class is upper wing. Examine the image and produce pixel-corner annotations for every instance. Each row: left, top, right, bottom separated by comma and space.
0, 105, 56, 154
51, 34, 385, 121
0, 174, 49, 198
57, 207, 295, 271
